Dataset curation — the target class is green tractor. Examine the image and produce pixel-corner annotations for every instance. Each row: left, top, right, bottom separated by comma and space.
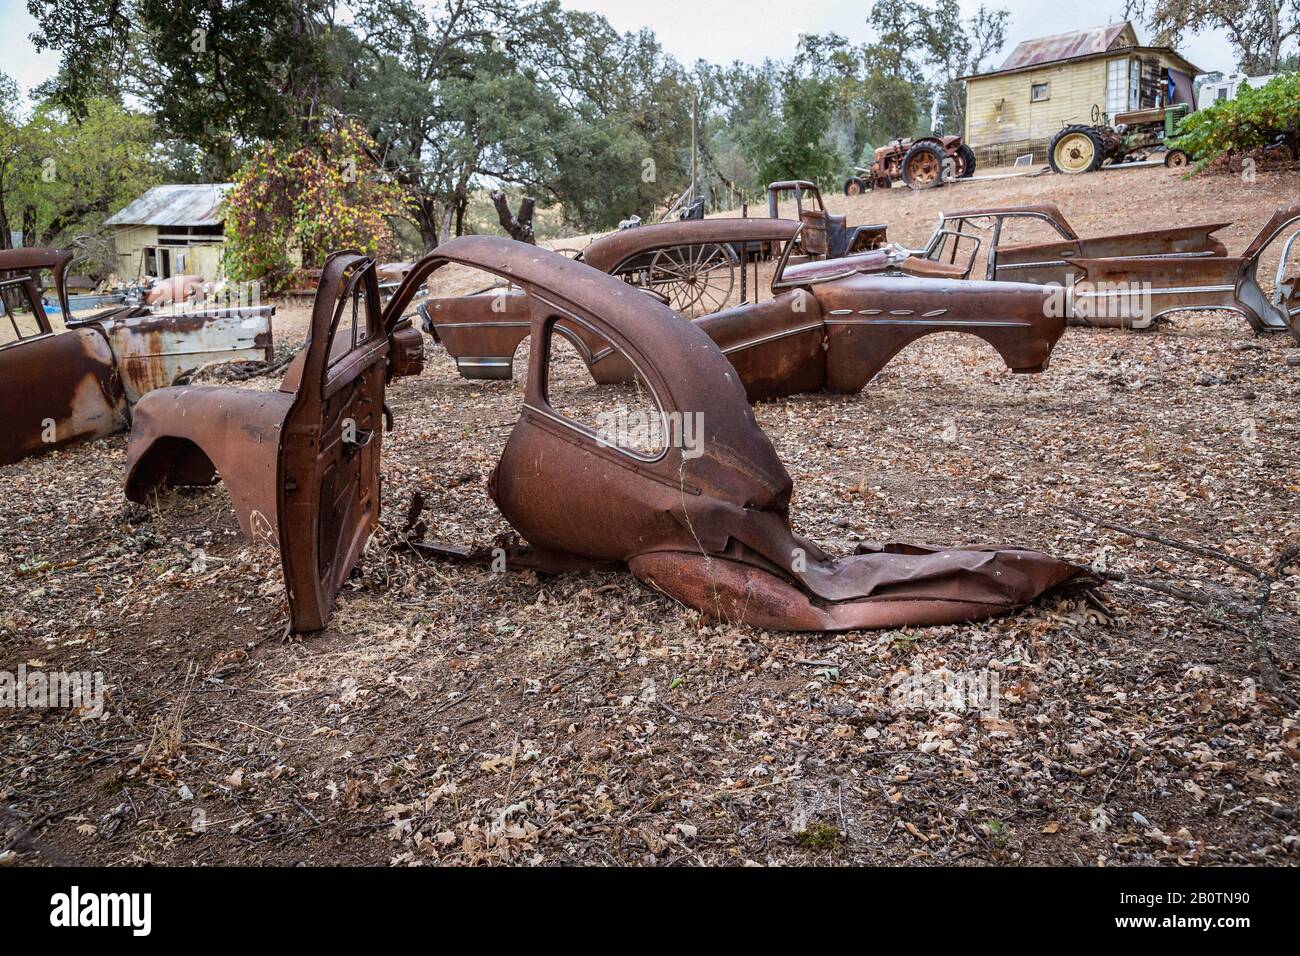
1048, 103, 1192, 174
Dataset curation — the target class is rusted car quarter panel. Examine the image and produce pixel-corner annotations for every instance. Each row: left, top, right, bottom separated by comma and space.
1068, 203, 1300, 334
1, 328, 126, 465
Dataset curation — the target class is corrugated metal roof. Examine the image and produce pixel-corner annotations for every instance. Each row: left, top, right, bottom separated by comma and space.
104, 183, 233, 227
999, 23, 1130, 71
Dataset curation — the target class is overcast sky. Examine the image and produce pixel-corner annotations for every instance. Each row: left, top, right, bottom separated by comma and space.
3, 0, 1243, 101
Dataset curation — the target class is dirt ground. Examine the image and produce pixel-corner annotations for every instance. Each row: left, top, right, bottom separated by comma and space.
2, 164, 1299, 867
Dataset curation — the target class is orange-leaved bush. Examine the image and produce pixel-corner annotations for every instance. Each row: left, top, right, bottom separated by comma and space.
223, 120, 408, 295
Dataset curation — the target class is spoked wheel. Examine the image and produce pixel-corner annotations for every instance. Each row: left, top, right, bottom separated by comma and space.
647, 243, 736, 316
901, 142, 946, 188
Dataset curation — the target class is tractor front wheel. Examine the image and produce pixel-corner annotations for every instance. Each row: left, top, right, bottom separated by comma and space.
901, 142, 946, 189
1163, 149, 1190, 168
844, 176, 867, 196
1049, 126, 1104, 174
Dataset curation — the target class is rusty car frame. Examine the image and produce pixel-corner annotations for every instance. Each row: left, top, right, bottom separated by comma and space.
1, 247, 275, 467
126, 239, 1090, 635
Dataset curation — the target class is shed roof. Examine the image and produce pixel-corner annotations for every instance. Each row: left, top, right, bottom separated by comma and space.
999, 23, 1132, 71
104, 184, 232, 227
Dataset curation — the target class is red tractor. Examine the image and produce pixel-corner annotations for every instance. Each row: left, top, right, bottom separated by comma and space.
844, 135, 977, 194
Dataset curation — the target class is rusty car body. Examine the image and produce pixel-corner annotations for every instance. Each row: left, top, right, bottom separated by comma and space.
755, 201, 1300, 337
1, 247, 274, 466
394, 240, 1091, 631
124, 252, 426, 633
127, 239, 1088, 635
418, 220, 1069, 401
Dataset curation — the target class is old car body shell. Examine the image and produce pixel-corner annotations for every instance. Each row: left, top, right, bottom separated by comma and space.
384, 237, 1090, 631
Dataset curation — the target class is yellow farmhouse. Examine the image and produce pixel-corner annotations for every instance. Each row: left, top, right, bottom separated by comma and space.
961, 21, 1202, 166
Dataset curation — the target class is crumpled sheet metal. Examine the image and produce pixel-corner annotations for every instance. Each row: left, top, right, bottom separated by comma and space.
387, 238, 1093, 631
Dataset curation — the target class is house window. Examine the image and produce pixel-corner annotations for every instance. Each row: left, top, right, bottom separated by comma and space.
1106, 58, 1132, 118
1031, 82, 1050, 102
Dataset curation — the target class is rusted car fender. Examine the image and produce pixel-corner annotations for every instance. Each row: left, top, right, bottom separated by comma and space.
1066, 202, 1300, 336
127, 252, 421, 634
385, 238, 1093, 631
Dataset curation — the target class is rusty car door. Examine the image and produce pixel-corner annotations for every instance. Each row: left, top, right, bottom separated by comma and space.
125, 252, 407, 634
278, 254, 389, 633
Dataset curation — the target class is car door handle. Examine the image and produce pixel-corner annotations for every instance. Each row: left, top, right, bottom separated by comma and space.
342, 428, 373, 459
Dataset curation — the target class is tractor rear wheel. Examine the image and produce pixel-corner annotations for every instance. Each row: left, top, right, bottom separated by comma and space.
956, 143, 977, 178
843, 176, 867, 196
1049, 126, 1103, 174
901, 142, 946, 189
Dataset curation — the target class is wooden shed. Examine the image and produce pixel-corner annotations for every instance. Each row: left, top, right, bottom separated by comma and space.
961, 22, 1202, 167
104, 184, 232, 282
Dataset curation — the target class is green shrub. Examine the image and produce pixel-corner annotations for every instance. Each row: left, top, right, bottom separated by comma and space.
223, 119, 407, 295
1172, 73, 1300, 169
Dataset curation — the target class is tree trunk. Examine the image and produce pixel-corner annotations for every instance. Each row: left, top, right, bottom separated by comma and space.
21, 205, 36, 249
411, 196, 440, 252
0, 194, 11, 250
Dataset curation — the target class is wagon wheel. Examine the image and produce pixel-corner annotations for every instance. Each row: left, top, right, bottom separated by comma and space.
647, 243, 735, 316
